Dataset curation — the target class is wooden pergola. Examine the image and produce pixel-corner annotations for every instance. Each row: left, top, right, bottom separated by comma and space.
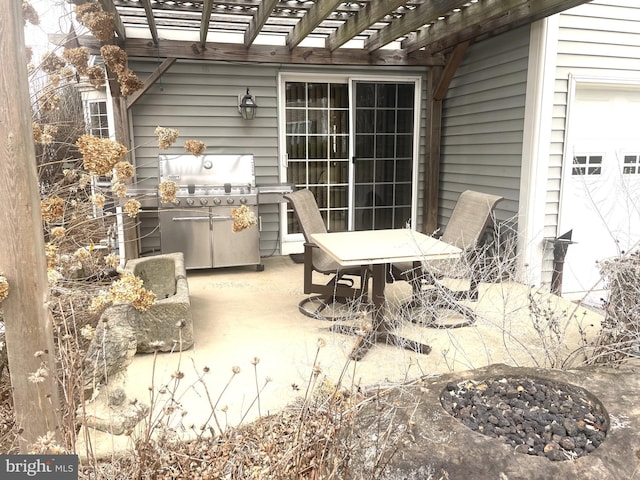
72, 0, 590, 257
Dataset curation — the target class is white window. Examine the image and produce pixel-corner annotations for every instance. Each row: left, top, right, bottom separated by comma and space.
87, 100, 109, 138
572, 155, 602, 176
623, 154, 640, 175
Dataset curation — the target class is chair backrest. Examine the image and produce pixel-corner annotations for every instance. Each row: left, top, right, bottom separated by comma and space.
284, 189, 340, 272
283, 189, 328, 243
440, 190, 503, 250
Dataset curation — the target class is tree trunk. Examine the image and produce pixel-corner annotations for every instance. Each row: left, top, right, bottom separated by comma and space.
0, 1, 63, 451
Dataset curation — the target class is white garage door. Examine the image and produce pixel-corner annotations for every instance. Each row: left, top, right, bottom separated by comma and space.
559, 83, 640, 304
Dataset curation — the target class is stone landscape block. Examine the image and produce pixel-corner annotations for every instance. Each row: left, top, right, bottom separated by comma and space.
125, 252, 194, 353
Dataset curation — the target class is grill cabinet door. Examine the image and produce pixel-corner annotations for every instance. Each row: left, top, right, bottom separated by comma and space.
159, 209, 213, 269
211, 205, 260, 268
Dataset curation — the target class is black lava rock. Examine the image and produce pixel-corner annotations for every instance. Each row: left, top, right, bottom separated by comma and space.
440, 376, 608, 461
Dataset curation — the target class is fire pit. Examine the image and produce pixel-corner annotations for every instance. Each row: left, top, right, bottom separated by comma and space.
344, 364, 637, 479
440, 376, 608, 461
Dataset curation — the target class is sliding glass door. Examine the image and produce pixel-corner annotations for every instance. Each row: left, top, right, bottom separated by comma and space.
281, 76, 418, 245
353, 81, 415, 230
285, 81, 350, 235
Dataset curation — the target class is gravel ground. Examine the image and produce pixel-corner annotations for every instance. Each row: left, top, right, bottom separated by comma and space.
440, 376, 608, 461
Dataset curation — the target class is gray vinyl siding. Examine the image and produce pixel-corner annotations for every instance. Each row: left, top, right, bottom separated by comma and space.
440, 26, 530, 229
129, 60, 280, 257
542, 0, 640, 278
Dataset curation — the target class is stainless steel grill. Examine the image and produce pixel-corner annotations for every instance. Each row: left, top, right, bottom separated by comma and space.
159, 154, 262, 270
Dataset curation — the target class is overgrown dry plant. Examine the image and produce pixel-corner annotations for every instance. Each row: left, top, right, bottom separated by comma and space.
369, 214, 610, 374
587, 252, 640, 365
0, 0, 260, 462
526, 288, 592, 369
92, 339, 420, 480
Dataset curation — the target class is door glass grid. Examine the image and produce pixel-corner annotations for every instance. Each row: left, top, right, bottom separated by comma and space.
286, 82, 349, 234
354, 82, 414, 230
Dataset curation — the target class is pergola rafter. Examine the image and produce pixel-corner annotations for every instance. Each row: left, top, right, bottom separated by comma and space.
364, 0, 470, 53
286, 0, 343, 50
403, 0, 594, 54
244, 0, 278, 47
325, 0, 406, 52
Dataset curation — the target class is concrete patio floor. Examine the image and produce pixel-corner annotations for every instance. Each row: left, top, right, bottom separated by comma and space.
81, 254, 604, 454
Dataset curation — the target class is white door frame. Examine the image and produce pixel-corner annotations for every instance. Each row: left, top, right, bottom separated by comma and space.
278, 72, 422, 255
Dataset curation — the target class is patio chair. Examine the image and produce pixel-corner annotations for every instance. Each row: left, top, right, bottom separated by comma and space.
284, 189, 370, 321
393, 190, 503, 328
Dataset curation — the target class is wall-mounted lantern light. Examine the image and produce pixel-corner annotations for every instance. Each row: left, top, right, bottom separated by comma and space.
238, 88, 258, 120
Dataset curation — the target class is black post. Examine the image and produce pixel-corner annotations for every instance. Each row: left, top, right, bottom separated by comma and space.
550, 230, 574, 295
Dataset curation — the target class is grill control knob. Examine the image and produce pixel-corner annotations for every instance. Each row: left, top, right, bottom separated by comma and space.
240, 197, 247, 205
186, 198, 195, 206
200, 198, 209, 206
213, 198, 221, 205
172, 199, 181, 206
226, 197, 235, 205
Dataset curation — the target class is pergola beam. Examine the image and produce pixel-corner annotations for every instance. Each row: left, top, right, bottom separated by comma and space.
365, 0, 469, 52
433, 41, 468, 101
244, 0, 278, 48
57, 35, 443, 67
403, 0, 592, 54
326, 0, 405, 52
286, 0, 342, 50
127, 57, 177, 109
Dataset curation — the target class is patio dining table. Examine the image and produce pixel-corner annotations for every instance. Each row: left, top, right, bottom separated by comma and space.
310, 229, 462, 360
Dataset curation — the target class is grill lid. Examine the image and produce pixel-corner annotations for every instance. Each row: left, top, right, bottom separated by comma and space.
159, 154, 255, 188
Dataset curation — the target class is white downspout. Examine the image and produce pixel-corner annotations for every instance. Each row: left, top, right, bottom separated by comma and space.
517, 15, 560, 287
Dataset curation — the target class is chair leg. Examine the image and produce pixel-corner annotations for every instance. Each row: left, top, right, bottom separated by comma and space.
405, 292, 476, 329
298, 269, 372, 322
403, 269, 478, 329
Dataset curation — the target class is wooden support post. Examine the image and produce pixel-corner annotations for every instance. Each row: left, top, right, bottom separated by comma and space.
423, 42, 469, 234
111, 95, 139, 261
423, 65, 443, 234
0, 1, 62, 451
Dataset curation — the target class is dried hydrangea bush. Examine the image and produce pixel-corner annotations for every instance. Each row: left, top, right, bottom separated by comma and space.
75, 2, 115, 43
231, 204, 258, 232
159, 180, 179, 203
184, 139, 206, 156
155, 126, 180, 150
89, 273, 156, 313
0, 274, 9, 302
3, 1, 266, 469
76, 135, 127, 175
99, 45, 127, 73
